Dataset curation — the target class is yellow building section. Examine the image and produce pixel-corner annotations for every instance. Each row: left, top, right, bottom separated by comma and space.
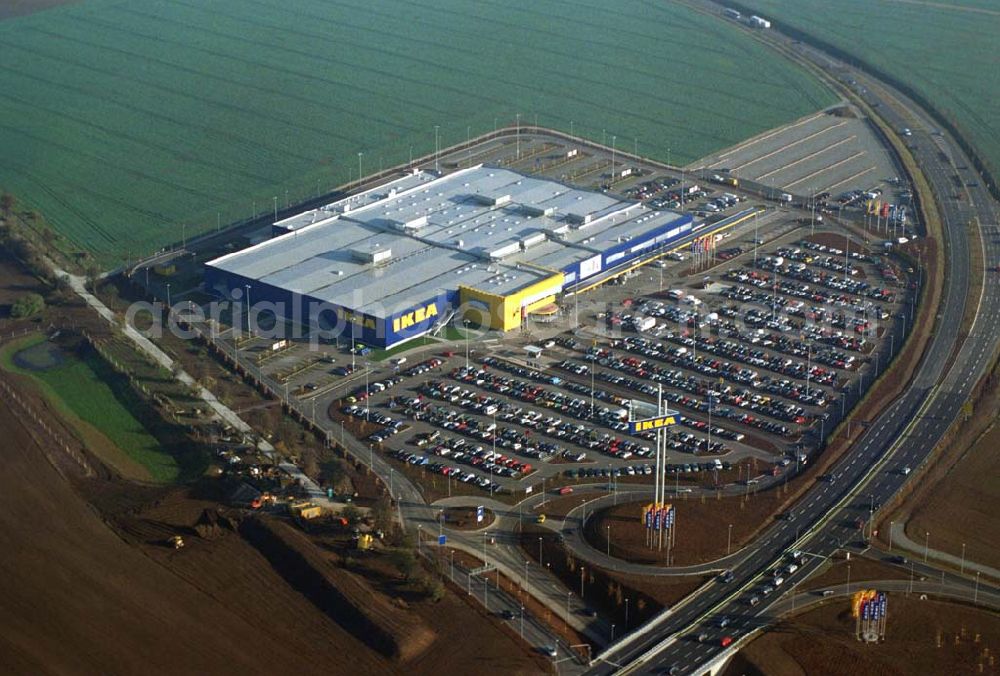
460, 271, 564, 331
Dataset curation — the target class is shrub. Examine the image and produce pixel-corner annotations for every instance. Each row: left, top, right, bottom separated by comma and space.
10, 292, 44, 318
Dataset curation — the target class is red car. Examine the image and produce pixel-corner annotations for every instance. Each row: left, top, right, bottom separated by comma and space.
720, 636, 733, 647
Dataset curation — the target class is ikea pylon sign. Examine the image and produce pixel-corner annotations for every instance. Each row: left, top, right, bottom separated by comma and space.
630, 415, 677, 434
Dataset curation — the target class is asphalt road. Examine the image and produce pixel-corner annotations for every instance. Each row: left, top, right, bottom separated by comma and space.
591, 6, 1000, 675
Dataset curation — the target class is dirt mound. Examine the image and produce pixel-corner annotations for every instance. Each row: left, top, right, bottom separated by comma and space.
240, 516, 437, 662
194, 507, 237, 540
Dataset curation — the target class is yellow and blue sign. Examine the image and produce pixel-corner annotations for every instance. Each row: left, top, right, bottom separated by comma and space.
392, 302, 439, 334
630, 415, 677, 433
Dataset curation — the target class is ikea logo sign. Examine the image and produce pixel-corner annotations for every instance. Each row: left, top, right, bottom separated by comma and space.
392, 303, 438, 333
630, 416, 677, 433
336, 307, 376, 330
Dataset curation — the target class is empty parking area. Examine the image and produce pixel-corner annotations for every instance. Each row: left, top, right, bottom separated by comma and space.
696, 108, 900, 198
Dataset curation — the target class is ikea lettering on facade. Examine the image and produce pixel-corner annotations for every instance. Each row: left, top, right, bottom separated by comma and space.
336, 307, 377, 331
630, 416, 677, 433
392, 303, 438, 333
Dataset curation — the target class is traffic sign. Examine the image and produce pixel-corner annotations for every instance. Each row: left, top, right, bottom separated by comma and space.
476, 505, 485, 523
438, 534, 447, 546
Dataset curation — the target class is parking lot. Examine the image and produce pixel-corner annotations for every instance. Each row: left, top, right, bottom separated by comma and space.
693, 107, 905, 204
321, 222, 912, 498
185, 129, 915, 504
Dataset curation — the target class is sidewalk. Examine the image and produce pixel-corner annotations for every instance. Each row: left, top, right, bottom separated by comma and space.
441, 526, 609, 646
890, 521, 1000, 580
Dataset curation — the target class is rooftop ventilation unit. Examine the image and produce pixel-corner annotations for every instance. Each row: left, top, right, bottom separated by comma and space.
521, 204, 556, 218
488, 242, 521, 260
473, 193, 512, 208
392, 215, 428, 231
352, 247, 392, 265
520, 233, 546, 250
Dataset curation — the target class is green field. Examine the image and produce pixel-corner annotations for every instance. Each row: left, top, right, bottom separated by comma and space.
1, 335, 180, 482
739, 0, 1000, 187
0, 0, 834, 266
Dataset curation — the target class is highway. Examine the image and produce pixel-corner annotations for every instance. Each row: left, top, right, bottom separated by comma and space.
587, 5, 1000, 675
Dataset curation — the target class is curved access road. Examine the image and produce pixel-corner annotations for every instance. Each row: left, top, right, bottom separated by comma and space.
596, 4, 1000, 675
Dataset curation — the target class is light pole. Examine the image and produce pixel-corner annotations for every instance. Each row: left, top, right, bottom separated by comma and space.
516, 113, 521, 159
538, 537, 543, 566
974, 571, 981, 603
607, 524, 611, 558
727, 523, 733, 556
611, 134, 617, 187
165, 283, 171, 311
625, 598, 630, 628
611, 623, 616, 643
273, 195, 277, 221
464, 320, 470, 369
924, 531, 930, 562
961, 543, 966, 574
434, 125, 440, 173
889, 520, 894, 551
580, 566, 585, 597
590, 357, 595, 416
357, 152, 363, 186
244, 284, 251, 336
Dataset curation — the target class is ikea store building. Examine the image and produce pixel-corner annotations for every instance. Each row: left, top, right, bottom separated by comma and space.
205, 165, 693, 348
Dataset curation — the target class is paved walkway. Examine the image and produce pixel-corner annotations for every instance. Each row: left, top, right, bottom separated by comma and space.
56, 267, 338, 510
890, 521, 1000, 580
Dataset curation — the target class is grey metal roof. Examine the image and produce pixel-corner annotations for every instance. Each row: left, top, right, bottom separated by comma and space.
208, 165, 685, 316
